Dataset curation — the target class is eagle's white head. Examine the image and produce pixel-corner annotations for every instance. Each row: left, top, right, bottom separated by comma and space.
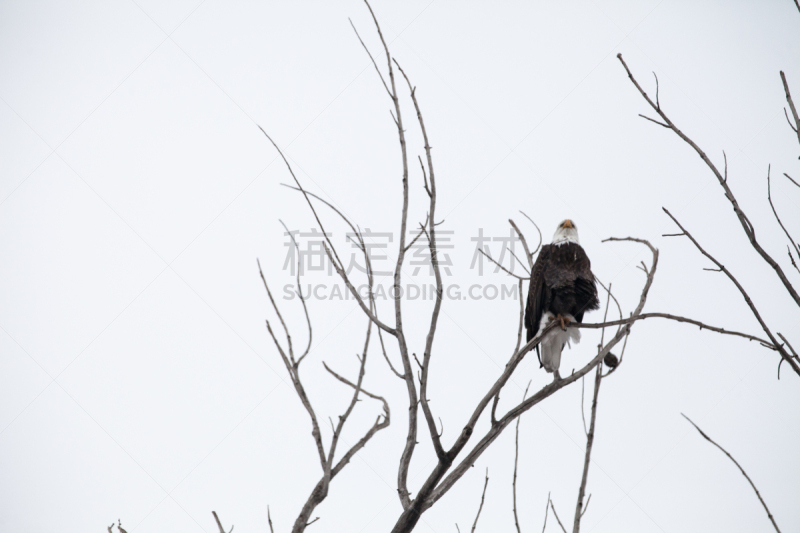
552, 219, 580, 246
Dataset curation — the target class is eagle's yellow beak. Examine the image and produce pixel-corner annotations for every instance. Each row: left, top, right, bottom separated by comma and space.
562, 219, 574, 229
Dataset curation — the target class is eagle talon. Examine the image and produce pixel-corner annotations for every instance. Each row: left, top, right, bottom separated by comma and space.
554, 314, 570, 331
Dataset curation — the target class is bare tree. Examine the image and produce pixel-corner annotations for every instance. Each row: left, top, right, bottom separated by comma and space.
107, 3, 796, 532
248, 3, 786, 532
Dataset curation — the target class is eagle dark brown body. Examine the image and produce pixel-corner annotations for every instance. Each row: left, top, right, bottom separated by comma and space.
525, 242, 600, 343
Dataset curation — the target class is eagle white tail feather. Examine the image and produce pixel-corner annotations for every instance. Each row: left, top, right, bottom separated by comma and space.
538, 312, 581, 373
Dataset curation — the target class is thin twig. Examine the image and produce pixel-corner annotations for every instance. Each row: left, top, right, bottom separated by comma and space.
510, 218, 534, 269
573, 363, 602, 533
541, 493, 551, 533
682, 414, 782, 533
519, 210, 543, 255
279, 220, 313, 364
259, 127, 396, 336
781, 71, 800, 152
580, 375, 588, 437
662, 208, 798, 375
512, 382, 532, 533
268, 506, 274, 533
212, 511, 233, 533
514, 278, 525, 356
767, 167, 800, 269
478, 249, 527, 280
470, 469, 489, 533
549, 500, 568, 533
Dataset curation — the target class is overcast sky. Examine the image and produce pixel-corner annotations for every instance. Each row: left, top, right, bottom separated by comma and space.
1, 1, 799, 532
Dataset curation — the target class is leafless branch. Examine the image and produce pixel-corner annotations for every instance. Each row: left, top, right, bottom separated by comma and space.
580, 375, 588, 437
279, 220, 313, 364
638, 114, 669, 128
259, 127, 397, 336
258, 258, 294, 363
478, 248, 527, 280
470, 469, 489, 533
259, 221, 390, 533
618, 54, 800, 308
348, 18, 391, 97
541, 493, 551, 533
514, 278, 526, 356
580, 494, 592, 519
510, 218, 534, 269
108, 520, 127, 533
268, 506, 275, 533
512, 383, 531, 533
419, 155, 432, 197
781, 71, 800, 152
520, 210, 543, 256
573, 363, 602, 533
212, 511, 233, 533
349, 1, 422, 509
508, 247, 532, 276
280, 183, 405, 381
572, 312, 773, 346
767, 167, 800, 273
682, 414, 782, 533
405, 216, 430, 253
394, 56, 448, 463
550, 499, 568, 533
662, 208, 799, 376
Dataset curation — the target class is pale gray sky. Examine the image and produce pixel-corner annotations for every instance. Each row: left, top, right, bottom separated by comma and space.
1, 1, 799, 532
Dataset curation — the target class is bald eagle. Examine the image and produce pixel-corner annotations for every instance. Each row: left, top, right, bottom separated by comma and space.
525, 220, 599, 379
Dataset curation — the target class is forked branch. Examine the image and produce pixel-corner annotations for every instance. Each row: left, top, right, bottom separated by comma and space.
618, 54, 800, 308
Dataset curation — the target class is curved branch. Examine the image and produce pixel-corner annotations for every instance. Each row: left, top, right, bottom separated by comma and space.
259, 127, 397, 336
618, 54, 800, 308
572, 313, 774, 347
509, 218, 534, 269
519, 210, 543, 256
682, 414, 782, 533
662, 208, 799, 376
279, 220, 313, 364
395, 57, 447, 461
